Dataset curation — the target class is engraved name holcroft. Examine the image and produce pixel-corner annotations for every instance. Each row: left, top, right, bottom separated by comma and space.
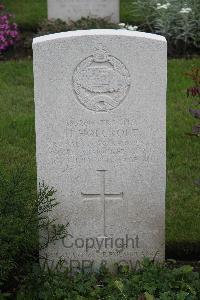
73, 45, 131, 112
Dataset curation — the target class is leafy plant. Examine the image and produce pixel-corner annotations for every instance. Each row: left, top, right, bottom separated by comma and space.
17, 259, 200, 300
131, 0, 200, 56
37, 17, 119, 37
0, 167, 68, 296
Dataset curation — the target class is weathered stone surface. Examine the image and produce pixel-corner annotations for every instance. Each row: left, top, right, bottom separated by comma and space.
33, 30, 167, 272
48, 0, 120, 23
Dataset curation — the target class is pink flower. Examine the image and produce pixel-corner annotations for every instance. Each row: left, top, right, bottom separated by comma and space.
0, 5, 19, 53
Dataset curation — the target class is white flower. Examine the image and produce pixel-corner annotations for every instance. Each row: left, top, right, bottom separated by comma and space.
118, 23, 126, 28
118, 23, 138, 31
180, 7, 192, 14
156, 2, 170, 9
126, 25, 138, 31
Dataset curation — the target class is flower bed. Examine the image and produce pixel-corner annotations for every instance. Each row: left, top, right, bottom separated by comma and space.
0, 4, 19, 54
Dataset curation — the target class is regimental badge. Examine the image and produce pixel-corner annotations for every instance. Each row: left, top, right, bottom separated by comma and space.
73, 45, 131, 112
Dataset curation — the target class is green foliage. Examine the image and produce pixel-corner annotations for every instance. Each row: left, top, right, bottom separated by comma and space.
120, 0, 143, 24
37, 17, 119, 37
0, 167, 36, 288
131, 0, 200, 56
0, 169, 68, 295
16, 259, 200, 299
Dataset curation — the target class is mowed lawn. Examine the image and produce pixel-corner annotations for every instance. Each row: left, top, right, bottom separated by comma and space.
0, 58, 199, 246
2, 0, 137, 28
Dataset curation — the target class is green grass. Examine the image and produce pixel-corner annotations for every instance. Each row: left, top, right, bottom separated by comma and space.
0, 58, 199, 246
166, 59, 200, 244
1, 0, 47, 29
2, 0, 138, 29
0, 59, 36, 195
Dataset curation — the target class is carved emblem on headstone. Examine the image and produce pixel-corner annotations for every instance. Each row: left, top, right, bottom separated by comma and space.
73, 45, 131, 112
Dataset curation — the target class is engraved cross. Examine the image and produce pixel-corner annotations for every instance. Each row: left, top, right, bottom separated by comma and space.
81, 170, 123, 237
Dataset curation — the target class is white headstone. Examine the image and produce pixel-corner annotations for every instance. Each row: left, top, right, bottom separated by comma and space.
48, 0, 120, 23
33, 30, 167, 272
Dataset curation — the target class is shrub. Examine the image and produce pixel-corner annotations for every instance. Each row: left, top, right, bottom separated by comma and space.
0, 4, 19, 54
37, 17, 119, 37
0, 168, 68, 296
17, 259, 200, 300
131, 0, 200, 56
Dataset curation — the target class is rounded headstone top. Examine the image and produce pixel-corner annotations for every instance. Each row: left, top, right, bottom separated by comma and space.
33, 29, 167, 46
